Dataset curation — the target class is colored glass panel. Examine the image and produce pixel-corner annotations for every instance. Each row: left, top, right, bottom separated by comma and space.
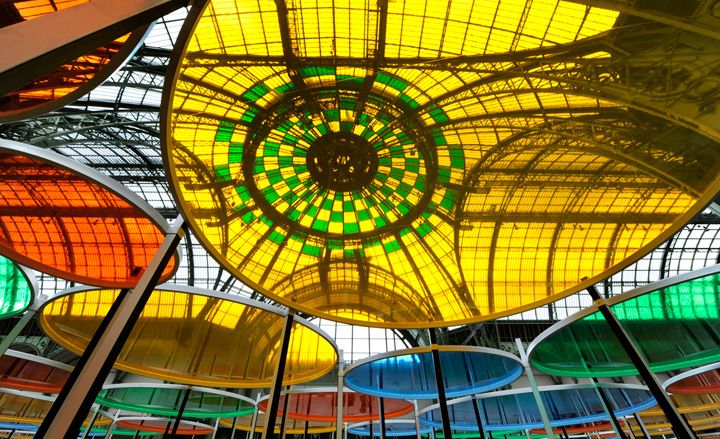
163, 0, 720, 328
257, 391, 413, 422
348, 420, 433, 437
434, 432, 535, 439
81, 426, 158, 437
0, 1, 145, 122
667, 367, 720, 395
39, 286, 338, 387
219, 414, 335, 434
96, 385, 254, 418
529, 268, 720, 377
0, 392, 110, 427
529, 422, 621, 435
643, 393, 720, 417
115, 419, 214, 435
630, 415, 720, 436
344, 348, 522, 399
0, 352, 70, 393
0, 255, 33, 319
421, 385, 656, 431
637, 393, 720, 435
0, 143, 177, 288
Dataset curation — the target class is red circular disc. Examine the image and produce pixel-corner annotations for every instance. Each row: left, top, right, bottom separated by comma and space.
0, 353, 70, 393
258, 392, 413, 422
667, 369, 720, 395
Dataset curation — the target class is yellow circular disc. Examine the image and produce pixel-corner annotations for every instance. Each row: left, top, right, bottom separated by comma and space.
39, 286, 338, 387
162, 0, 720, 327
0, 392, 111, 427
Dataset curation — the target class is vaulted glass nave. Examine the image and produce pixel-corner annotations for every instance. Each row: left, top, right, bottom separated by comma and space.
0, 1, 720, 438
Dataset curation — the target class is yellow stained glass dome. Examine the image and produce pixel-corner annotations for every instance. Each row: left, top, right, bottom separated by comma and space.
162, 0, 720, 327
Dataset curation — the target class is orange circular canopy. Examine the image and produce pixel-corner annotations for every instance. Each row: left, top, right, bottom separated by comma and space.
258, 391, 413, 422
0, 140, 177, 287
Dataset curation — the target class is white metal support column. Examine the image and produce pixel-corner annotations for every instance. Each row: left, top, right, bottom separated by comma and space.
516, 339, 554, 439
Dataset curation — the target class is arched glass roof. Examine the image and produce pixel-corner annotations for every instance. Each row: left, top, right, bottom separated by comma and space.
1, 0, 720, 362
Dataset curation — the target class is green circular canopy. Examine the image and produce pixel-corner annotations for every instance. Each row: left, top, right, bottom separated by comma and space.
0, 255, 34, 319
162, 0, 720, 327
96, 384, 255, 419
529, 265, 720, 377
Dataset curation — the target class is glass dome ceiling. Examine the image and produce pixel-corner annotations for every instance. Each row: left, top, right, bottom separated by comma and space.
163, 0, 720, 328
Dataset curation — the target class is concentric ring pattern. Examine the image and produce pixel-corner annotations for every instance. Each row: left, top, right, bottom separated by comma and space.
163, 0, 720, 327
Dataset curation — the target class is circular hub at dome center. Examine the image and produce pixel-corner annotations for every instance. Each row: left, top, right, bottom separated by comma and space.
306, 132, 379, 192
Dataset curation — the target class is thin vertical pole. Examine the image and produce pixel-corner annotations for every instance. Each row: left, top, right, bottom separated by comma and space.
211, 418, 220, 439
37, 216, 185, 438
627, 420, 637, 439
278, 387, 291, 439
304, 421, 309, 439
230, 415, 239, 439
379, 397, 387, 439
261, 311, 295, 439
163, 418, 173, 436
0, 310, 35, 357
104, 421, 115, 439
168, 386, 192, 438
633, 413, 651, 439
429, 329, 452, 439
164, 387, 185, 437
249, 394, 261, 439
414, 401, 422, 439
337, 359, 345, 439
515, 339, 554, 439
590, 379, 627, 439
586, 285, 695, 439
80, 406, 100, 439
470, 396, 487, 439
